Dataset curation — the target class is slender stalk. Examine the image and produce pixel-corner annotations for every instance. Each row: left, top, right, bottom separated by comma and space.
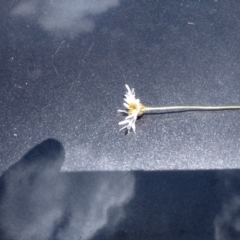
144, 106, 240, 112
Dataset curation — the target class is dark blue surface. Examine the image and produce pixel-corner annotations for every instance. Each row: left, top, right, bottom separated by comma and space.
1, 0, 240, 171
1, 0, 240, 239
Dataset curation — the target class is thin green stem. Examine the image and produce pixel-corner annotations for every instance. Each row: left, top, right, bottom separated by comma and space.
144, 106, 240, 112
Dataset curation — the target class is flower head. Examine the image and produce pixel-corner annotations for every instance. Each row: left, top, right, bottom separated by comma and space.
118, 84, 145, 133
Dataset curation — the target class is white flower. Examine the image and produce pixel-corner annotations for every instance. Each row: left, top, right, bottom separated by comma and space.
118, 84, 145, 133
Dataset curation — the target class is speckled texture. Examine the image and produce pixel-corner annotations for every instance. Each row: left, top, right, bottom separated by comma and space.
1, 0, 240, 173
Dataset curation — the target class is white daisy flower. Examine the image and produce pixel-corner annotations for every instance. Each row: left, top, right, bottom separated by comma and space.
118, 84, 240, 134
118, 84, 145, 133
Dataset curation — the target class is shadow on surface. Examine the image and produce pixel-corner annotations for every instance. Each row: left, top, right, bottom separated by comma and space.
0, 139, 240, 240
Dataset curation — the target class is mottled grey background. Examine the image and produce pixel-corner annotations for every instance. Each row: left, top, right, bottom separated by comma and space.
1, 0, 240, 172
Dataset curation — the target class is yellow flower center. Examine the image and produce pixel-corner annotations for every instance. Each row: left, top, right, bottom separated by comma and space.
128, 103, 146, 116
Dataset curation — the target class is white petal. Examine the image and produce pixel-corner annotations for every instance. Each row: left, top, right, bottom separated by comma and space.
118, 119, 129, 125
123, 103, 129, 109
126, 97, 134, 103
123, 98, 132, 104
126, 114, 134, 120
129, 118, 135, 126
125, 84, 131, 93
117, 109, 128, 113
119, 125, 127, 131
132, 123, 136, 133
133, 112, 138, 120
